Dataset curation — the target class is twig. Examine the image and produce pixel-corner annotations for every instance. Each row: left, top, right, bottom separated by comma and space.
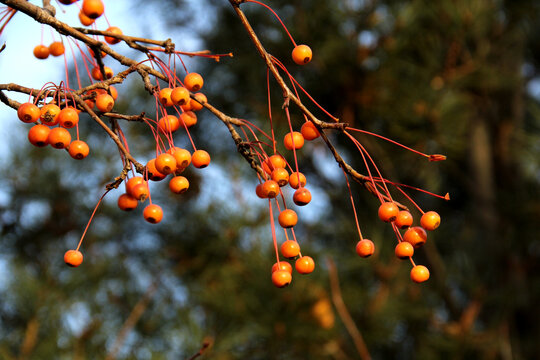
75, 27, 174, 49
103, 112, 147, 122
104, 283, 158, 360
228, 0, 382, 194
18, 317, 39, 360
186, 338, 213, 360
199, 99, 265, 177
326, 257, 371, 360
0, 0, 167, 82
4, 0, 386, 204
0, 89, 17, 108
71, 93, 144, 173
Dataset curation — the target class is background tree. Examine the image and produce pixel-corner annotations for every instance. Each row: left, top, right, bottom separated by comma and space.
1, 0, 539, 359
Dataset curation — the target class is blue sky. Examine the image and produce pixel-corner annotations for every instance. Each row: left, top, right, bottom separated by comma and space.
0, 0, 204, 154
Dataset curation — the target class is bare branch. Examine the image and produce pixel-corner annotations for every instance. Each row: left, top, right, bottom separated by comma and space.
41, 0, 55, 17
75, 27, 174, 51
1, 0, 167, 82
18, 316, 39, 360
227, 1, 385, 195
186, 338, 213, 360
105, 283, 158, 360
198, 98, 266, 177
71, 93, 145, 173
326, 257, 371, 360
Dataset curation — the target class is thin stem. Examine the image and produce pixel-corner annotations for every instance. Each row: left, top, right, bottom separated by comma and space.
327, 257, 372, 360
75, 189, 111, 252
245, 0, 297, 46
342, 169, 364, 241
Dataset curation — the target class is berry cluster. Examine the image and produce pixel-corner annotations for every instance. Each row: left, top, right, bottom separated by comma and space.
2, 0, 448, 287
6, 0, 216, 267
218, 0, 448, 287
255, 132, 320, 288
366, 203, 441, 283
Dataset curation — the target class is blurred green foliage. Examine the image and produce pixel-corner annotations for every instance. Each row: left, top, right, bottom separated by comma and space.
1, 0, 539, 359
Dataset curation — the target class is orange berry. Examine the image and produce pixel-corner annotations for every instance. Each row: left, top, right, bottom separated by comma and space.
378, 202, 399, 222
295, 256, 315, 274
87, 44, 106, 59
82, 0, 104, 19
300, 121, 320, 140
170, 86, 190, 106
278, 209, 298, 228
293, 187, 311, 206
403, 226, 427, 248
184, 72, 204, 92
78, 10, 95, 26
292, 44, 312, 65
33, 44, 49, 59
28, 124, 50, 147
146, 159, 166, 181
179, 111, 197, 128
91, 66, 113, 81
191, 149, 210, 169
168, 147, 191, 170
58, 107, 79, 128
109, 86, 118, 100
180, 99, 193, 112
157, 115, 180, 133
395, 210, 413, 229
143, 204, 163, 224
289, 171, 307, 189
125, 176, 146, 198
95, 93, 114, 112
284, 131, 305, 150
64, 249, 83, 267
190, 93, 206, 111
104, 26, 122, 45
169, 176, 189, 194
47, 127, 71, 149
40, 104, 61, 126
158, 87, 174, 107
48, 41, 65, 57
83, 89, 100, 109
410, 265, 430, 283
17, 102, 40, 123
271, 269, 292, 288
155, 153, 177, 175
271, 167, 289, 187
395, 241, 414, 259
420, 211, 441, 231
280, 240, 301, 259
58, 0, 78, 4
356, 239, 375, 258
117, 193, 138, 211
262, 154, 287, 174
271, 261, 293, 274
68, 140, 90, 159
131, 183, 149, 201
261, 180, 280, 198
255, 183, 267, 199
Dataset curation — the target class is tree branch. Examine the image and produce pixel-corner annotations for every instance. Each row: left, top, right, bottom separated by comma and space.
104, 283, 158, 360
1, 0, 167, 82
197, 97, 266, 177
228, 0, 382, 193
71, 93, 145, 173
186, 338, 213, 360
326, 257, 371, 360
18, 316, 39, 360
